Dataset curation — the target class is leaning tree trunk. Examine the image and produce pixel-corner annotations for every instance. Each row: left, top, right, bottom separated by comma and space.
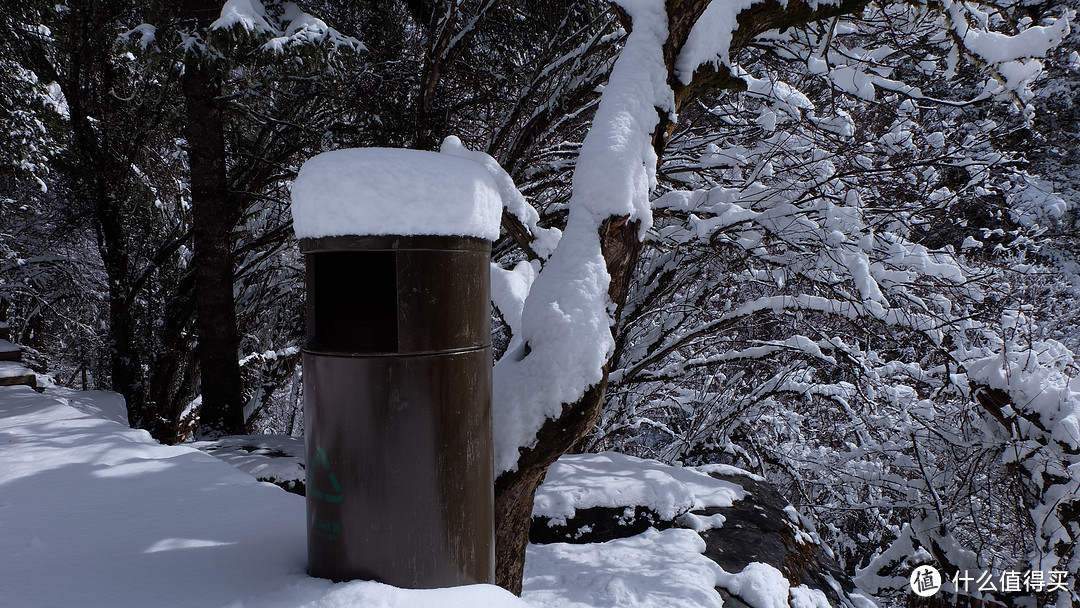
495, 379, 611, 592
181, 5, 246, 437
490, 0, 872, 592
494, 215, 644, 593
490, 0, 704, 590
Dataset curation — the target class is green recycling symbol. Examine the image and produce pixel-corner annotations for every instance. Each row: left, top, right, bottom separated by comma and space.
308, 446, 343, 504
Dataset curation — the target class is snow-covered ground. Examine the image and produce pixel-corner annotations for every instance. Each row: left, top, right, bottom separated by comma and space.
0, 384, 822, 608
0, 385, 525, 608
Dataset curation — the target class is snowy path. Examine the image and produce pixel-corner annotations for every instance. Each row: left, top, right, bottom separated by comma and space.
0, 385, 527, 608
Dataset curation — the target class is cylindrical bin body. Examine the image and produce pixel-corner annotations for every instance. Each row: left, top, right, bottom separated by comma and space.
302, 234, 494, 587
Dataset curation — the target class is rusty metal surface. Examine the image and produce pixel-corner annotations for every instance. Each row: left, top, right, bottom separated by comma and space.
302, 234, 494, 587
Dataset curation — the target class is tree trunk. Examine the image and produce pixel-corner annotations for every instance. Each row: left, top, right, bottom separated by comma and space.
182, 51, 246, 438
495, 376, 610, 592
147, 271, 198, 443
495, 214, 644, 591
60, 3, 149, 429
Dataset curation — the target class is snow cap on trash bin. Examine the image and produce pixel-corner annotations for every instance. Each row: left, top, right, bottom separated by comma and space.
290, 147, 503, 241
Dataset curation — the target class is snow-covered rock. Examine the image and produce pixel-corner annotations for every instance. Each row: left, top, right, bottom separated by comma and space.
192, 434, 306, 494
530, 451, 743, 543
529, 452, 874, 608
0, 334, 35, 389
0, 361, 36, 389
0, 338, 21, 361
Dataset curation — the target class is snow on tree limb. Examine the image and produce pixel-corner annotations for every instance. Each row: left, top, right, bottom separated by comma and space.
440, 135, 561, 259
492, 0, 671, 475
210, 0, 363, 55
675, 0, 759, 85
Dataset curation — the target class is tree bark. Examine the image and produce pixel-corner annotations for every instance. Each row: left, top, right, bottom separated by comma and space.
146, 270, 198, 443
181, 38, 246, 438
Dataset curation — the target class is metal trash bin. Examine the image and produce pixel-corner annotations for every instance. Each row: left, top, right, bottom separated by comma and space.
301, 234, 494, 587
291, 147, 502, 589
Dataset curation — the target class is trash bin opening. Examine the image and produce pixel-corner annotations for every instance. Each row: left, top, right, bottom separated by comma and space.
307, 251, 398, 353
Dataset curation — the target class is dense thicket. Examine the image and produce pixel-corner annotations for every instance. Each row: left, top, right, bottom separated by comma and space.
1, 0, 1078, 604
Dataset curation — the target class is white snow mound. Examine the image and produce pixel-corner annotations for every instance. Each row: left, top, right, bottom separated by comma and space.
290, 148, 503, 240
533, 452, 746, 524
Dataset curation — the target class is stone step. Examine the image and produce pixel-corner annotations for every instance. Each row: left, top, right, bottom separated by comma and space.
0, 339, 21, 362
0, 361, 36, 390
